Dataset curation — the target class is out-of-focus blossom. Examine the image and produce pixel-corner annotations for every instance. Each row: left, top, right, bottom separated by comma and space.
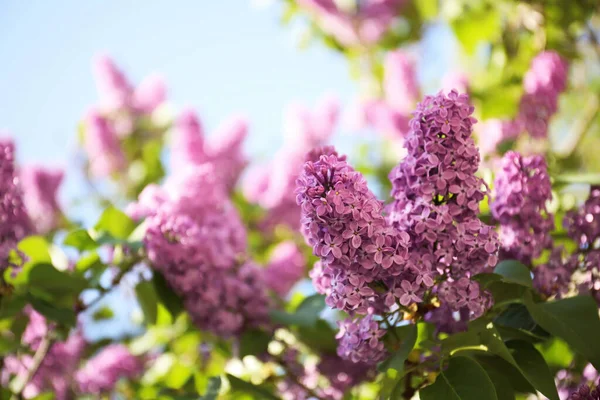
93, 54, 133, 111
20, 166, 64, 234
132, 164, 270, 337
264, 241, 306, 297
355, 50, 418, 141
83, 110, 126, 177
76, 344, 142, 395
133, 73, 167, 114
0, 138, 31, 272
297, 0, 406, 47
491, 151, 553, 264
170, 110, 248, 191
476, 119, 521, 158
243, 96, 339, 230
441, 71, 469, 95
564, 185, 600, 249
1, 309, 86, 400
518, 51, 569, 139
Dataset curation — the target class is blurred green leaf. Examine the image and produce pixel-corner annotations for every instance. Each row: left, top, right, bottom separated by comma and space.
494, 260, 533, 287
420, 356, 497, 400
28, 263, 87, 296
226, 374, 278, 400
415, 0, 438, 20
554, 173, 600, 186
524, 293, 600, 370
153, 272, 184, 319
63, 229, 97, 251
29, 296, 76, 327
297, 320, 338, 353
136, 281, 158, 325
450, 6, 500, 54
200, 376, 221, 400
94, 206, 136, 239
270, 294, 325, 328
92, 306, 114, 321
239, 329, 271, 358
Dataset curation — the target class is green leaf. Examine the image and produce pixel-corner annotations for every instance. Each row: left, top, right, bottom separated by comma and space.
29, 296, 76, 327
484, 362, 516, 400
494, 260, 533, 287
92, 306, 114, 321
75, 252, 103, 272
507, 341, 559, 400
63, 229, 97, 251
136, 281, 158, 325
450, 7, 500, 55
524, 293, 600, 370
297, 320, 338, 353
415, 0, 438, 20
487, 281, 528, 307
200, 376, 222, 400
420, 356, 497, 400
226, 374, 279, 400
164, 360, 193, 389
153, 272, 184, 319
494, 304, 549, 343
475, 355, 535, 394
270, 294, 325, 328
378, 324, 417, 375
28, 263, 87, 296
94, 206, 136, 239
17, 236, 52, 264
239, 329, 271, 358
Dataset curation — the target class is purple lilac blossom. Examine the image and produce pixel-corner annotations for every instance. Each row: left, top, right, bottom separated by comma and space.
242, 97, 339, 231
518, 51, 569, 139
75, 344, 142, 395
20, 166, 64, 234
264, 241, 306, 297
388, 90, 499, 321
133, 164, 269, 336
336, 315, 387, 365
491, 151, 553, 264
170, 109, 248, 191
84, 110, 126, 177
565, 186, 600, 249
297, 148, 410, 314
0, 139, 31, 272
1, 309, 86, 400
297, 0, 406, 47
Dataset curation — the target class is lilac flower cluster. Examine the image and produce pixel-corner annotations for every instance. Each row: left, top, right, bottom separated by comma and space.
388, 90, 499, 320
132, 164, 269, 337
75, 344, 142, 395
534, 187, 600, 302
297, 148, 410, 314
491, 151, 554, 264
20, 166, 64, 234
277, 347, 374, 400
264, 241, 306, 297
296, 0, 406, 47
171, 109, 248, 191
556, 364, 599, 400
1, 309, 86, 400
0, 139, 31, 272
336, 316, 387, 365
243, 96, 339, 230
518, 51, 569, 139
355, 50, 417, 141
84, 55, 167, 178
565, 186, 600, 249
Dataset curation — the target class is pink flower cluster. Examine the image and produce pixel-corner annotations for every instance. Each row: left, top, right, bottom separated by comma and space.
518, 51, 569, 138
131, 164, 269, 337
264, 241, 306, 297
534, 187, 600, 303
297, 148, 410, 315
0, 139, 31, 271
1, 310, 86, 400
388, 90, 499, 319
355, 50, 417, 141
20, 166, 64, 234
491, 151, 554, 264
336, 315, 387, 365
243, 96, 338, 230
297, 0, 406, 47
75, 344, 142, 395
477, 51, 569, 156
171, 109, 248, 191
84, 55, 168, 178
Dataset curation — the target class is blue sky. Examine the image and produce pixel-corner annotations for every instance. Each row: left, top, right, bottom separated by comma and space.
0, 1, 359, 166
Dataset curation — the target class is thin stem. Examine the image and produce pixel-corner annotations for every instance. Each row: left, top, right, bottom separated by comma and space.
10, 334, 53, 400
80, 263, 131, 311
